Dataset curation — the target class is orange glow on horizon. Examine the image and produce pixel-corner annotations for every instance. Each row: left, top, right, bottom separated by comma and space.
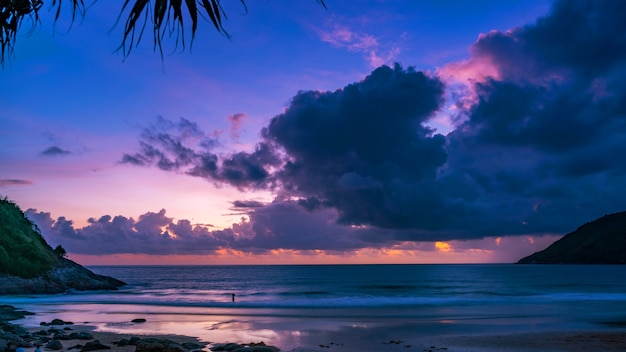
66, 235, 563, 266
434, 241, 451, 252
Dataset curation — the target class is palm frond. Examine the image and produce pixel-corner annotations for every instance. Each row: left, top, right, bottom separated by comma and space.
116, 0, 245, 59
1, 0, 44, 65
1, 0, 327, 64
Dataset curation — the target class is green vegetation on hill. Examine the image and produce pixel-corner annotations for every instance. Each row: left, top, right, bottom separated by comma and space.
0, 197, 58, 278
518, 211, 626, 264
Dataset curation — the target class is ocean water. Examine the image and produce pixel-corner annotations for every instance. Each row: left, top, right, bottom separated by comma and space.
5, 264, 626, 349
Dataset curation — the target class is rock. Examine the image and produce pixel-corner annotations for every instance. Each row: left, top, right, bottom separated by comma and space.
0, 258, 125, 295
211, 343, 241, 351
53, 332, 69, 340
128, 337, 141, 345
34, 330, 49, 336
68, 332, 94, 340
50, 319, 73, 326
35, 337, 51, 344
232, 348, 278, 352
181, 342, 204, 350
81, 340, 111, 352
211, 343, 278, 352
136, 338, 187, 352
114, 339, 129, 346
45, 340, 63, 350
131, 318, 147, 323
0, 306, 34, 322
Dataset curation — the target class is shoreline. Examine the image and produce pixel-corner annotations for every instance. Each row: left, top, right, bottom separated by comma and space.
2, 305, 626, 352
43, 325, 626, 352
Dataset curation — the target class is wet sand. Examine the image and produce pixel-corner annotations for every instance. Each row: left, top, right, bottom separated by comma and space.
15, 324, 625, 352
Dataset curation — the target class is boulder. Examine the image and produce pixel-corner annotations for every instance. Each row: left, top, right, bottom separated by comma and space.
52, 332, 69, 340
181, 342, 204, 350
131, 319, 147, 323
69, 332, 94, 340
50, 319, 72, 326
210, 343, 279, 352
114, 339, 129, 346
0, 306, 33, 321
81, 340, 111, 352
45, 340, 63, 350
128, 337, 141, 346
136, 338, 186, 352
211, 343, 241, 351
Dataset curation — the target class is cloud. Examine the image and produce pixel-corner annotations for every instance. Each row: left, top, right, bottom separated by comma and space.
122, 116, 281, 189
438, 0, 626, 235
228, 113, 247, 140
232, 200, 266, 209
118, 0, 626, 249
262, 64, 447, 230
318, 20, 401, 68
25, 202, 395, 255
40, 146, 71, 157
0, 179, 33, 187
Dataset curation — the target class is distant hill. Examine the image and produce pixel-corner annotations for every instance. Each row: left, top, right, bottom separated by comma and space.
517, 211, 626, 264
0, 197, 124, 294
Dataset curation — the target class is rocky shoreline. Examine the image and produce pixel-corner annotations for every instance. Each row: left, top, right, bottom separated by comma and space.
0, 259, 125, 295
0, 305, 281, 352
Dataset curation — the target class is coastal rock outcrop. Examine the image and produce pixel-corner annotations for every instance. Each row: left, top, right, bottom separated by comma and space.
518, 211, 626, 264
0, 197, 124, 294
0, 258, 125, 294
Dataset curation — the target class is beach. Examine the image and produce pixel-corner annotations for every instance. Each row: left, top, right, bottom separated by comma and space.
4, 315, 626, 352
3, 265, 626, 351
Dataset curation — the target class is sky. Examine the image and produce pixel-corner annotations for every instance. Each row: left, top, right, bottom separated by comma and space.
2, 0, 624, 265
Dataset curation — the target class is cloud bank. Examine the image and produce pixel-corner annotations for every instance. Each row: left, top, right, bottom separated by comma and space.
31, 0, 626, 258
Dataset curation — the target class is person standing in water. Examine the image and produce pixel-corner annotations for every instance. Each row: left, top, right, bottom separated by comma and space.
232, 293, 235, 302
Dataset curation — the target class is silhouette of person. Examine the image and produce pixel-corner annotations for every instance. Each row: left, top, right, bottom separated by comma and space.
232, 293, 236, 302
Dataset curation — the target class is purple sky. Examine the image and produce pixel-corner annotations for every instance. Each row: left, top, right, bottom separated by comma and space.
4, 0, 624, 264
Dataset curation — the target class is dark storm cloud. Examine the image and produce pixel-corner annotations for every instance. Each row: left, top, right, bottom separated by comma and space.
122, 117, 280, 189
115, 0, 626, 250
40, 146, 71, 157
439, 0, 626, 236
0, 179, 32, 187
262, 64, 447, 229
232, 200, 266, 209
126, 64, 448, 228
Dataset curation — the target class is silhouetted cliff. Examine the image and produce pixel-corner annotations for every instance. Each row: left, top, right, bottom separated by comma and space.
518, 211, 626, 264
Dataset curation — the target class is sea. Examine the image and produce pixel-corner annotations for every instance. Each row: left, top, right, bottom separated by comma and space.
4, 264, 626, 350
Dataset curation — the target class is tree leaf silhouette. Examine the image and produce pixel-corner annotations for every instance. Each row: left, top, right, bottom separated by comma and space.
0, 0, 326, 65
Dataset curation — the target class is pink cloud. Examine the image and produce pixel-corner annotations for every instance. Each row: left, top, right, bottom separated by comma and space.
0, 179, 33, 187
438, 55, 500, 87
318, 20, 400, 68
228, 112, 247, 140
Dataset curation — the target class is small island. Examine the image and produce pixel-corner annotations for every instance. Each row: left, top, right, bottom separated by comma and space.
518, 211, 626, 264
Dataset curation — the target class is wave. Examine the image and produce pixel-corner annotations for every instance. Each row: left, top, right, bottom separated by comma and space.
6, 289, 626, 312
